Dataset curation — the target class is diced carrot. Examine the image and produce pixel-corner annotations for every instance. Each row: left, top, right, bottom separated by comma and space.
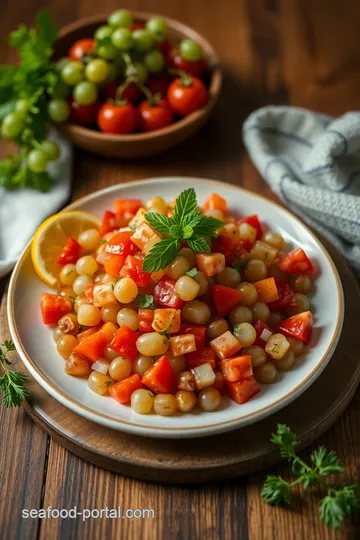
102, 253, 126, 277
221, 355, 253, 382
109, 374, 142, 404
152, 309, 181, 333
202, 193, 227, 213
226, 377, 261, 404
115, 199, 143, 216
109, 325, 138, 361
73, 330, 112, 362
141, 356, 177, 394
77, 324, 102, 342
253, 277, 279, 303
101, 322, 118, 339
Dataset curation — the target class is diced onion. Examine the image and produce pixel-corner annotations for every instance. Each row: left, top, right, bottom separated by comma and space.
92, 359, 110, 375
260, 328, 273, 341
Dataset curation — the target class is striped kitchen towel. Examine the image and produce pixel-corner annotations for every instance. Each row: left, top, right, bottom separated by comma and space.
242, 106, 360, 273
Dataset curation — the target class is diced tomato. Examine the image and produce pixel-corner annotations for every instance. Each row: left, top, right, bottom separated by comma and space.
187, 347, 216, 370
226, 376, 261, 404
237, 215, 262, 240
278, 311, 313, 344
103, 253, 126, 277
115, 199, 142, 217
138, 308, 154, 333
109, 325, 138, 361
254, 320, 273, 348
84, 284, 95, 304
278, 248, 314, 274
221, 355, 252, 382
109, 374, 142, 404
99, 210, 117, 236
77, 324, 102, 342
56, 237, 83, 266
213, 371, 225, 394
253, 277, 279, 303
105, 231, 139, 257
153, 276, 184, 309
73, 330, 111, 362
202, 193, 227, 213
141, 355, 178, 394
178, 324, 206, 350
268, 280, 296, 311
40, 293, 72, 325
119, 255, 151, 287
211, 235, 248, 265
211, 285, 242, 317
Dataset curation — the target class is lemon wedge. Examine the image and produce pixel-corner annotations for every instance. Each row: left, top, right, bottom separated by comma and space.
31, 211, 101, 288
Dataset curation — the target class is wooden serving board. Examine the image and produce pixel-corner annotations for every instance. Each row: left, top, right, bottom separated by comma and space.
1, 242, 359, 484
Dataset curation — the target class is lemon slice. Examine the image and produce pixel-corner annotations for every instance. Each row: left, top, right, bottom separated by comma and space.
31, 211, 101, 288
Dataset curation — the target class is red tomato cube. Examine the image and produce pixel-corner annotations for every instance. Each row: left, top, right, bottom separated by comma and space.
187, 347, 216, 370
40, 293, 72, 325
278, 248, 314, 274
141, 355, 178, 394
109, 325, 138, 360
119, 255, 151, 287
109, 374, 142, 404
221, 355, 253, 382
226, 376, 261, 404
211, 285, 242, 316
278, 311, 313, 344
153, 277, 184, 309
56, 237, 83, 266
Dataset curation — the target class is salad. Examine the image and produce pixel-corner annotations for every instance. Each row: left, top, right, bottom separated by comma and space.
37, 188, 314, 416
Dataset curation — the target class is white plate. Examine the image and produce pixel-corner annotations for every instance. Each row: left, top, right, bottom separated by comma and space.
8, 178, 344, 438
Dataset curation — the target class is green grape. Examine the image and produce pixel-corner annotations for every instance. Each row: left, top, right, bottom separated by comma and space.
52, 78, 71, 99
108, 9, 132, 28
1, 112, 24, 139
130, 62, 148, 83
55, 57, 70, 73
144, 50, 165, 73
179, 39, 203, 62
41, 140, 61, 161
94, 25, 113, 41
14, 99, 30, 117
85, 59, 109, 83
97, 44, 118, 60
146, 17, 168, 41
47, 99, 70, 123
132, 29, 155, 52
73, 81, 98, 105
61, 61, 84, 85
27, 149, 48, 173
112, 28, 133, 50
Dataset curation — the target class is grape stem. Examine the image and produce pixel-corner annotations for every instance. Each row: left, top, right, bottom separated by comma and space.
114, 52, 160, 106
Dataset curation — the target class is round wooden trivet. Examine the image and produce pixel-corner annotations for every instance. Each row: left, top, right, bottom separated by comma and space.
1, 242, 359, 483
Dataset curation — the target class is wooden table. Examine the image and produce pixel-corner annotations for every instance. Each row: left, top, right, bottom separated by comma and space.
1, 1, 359, 539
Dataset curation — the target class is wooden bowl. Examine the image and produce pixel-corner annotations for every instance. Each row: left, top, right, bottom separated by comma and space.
53, 13, 222, 158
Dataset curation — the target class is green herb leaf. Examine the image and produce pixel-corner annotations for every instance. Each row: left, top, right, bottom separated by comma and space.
128, 223, 136, 231
181, 209, 203, 229
0, 339, 29, 407
35, 9, 58, 45
187, 235, 211, 253
193, 215, 224, 237
319, 487, 359, 530
145, 212, 173, 235
143, 238, 180, 272
172, 188, 197, 226
270, 423, 298, 458
135, 294, 156, 309
186, 268, 198, 278
311, 447, 345, 476
261, 476, 292, 506
234, 260, 249, 271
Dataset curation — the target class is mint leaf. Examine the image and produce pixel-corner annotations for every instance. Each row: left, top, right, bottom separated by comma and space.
135, 294, 156, 309
143, 238, 180, 272
182, 225, 193, 239
145, 212, 173, 235
182, 208, 203, 229
172, 188, 197, 226
187, 235, 211, 253
186, 268, 198, 278
193, 215, 224, 237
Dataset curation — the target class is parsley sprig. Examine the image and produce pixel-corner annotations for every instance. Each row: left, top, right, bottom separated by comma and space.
0, 340, 29, 407
142, 188, 224, 272
262, 424, 359, 529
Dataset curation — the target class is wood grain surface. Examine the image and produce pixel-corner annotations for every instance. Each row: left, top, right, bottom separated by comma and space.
1, 1, 359, 539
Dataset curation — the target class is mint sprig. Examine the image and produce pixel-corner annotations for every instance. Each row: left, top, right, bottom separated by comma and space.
142, 188, 224, 272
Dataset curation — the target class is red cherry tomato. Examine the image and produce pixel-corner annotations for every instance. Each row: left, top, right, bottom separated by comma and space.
97, 102, 138, 134
138, 99, 174, 132
68, 38, 95, 61
167, 47, 208, 78
147, 73, 173, 98
167, 76, 208, 116
158, 40, 171, 57
102, 82, 142, 104
69, 99, 99, 127
129, 22, 145, 31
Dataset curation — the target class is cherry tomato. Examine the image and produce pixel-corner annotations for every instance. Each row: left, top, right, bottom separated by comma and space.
167, 76, 208, 116
147, 73, 173, 98
68, 39, 95, 61
138, 99, 174, 132
69, 98, 99, 127
167, 47, 207, 78
102, 81, 143, 104
158, 40, 171, 57
97, 102, 138, 134
129, 22, 145, 31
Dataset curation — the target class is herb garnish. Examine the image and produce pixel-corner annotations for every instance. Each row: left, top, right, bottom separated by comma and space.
0, 340, 29, 407
142, 188, 223, 272
186, 268, 198, 278
262, 424, 359, 529
135, 294, 156, 309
